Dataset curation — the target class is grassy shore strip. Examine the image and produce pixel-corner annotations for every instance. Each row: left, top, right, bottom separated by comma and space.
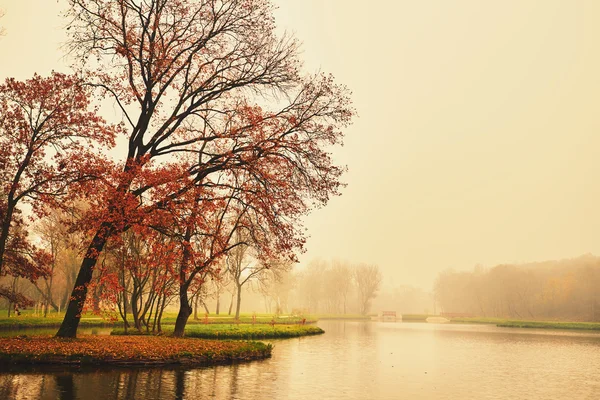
497, 321, 600, 330
0, 335, 271, 366
400, 314, 433, 322
450, 317, 513, 324
112, 324, 325, 339
0, 312, 317, 330
0, 317, 118, 329
451, 317, 600, 331
172, 316, 318, 325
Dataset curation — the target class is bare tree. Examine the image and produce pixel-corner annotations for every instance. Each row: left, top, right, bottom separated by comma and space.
354, 264, 382, 315
257, 268, 295, 315
226, 231, 291, 319
331, 260, 353, 314
34, 211, 68, 316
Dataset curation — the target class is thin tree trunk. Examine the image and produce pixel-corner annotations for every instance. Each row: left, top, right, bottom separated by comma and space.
173, 222, 194, 337
228, 292, 235, 315
44, 274, 54, 318
235, 285, 242, 320
0, 198, 17, 275
157, 293, 167, 333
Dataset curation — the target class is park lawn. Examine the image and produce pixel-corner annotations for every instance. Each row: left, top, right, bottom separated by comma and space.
162, 314, 317, 325
112, 323, 325, 339
0, 335, 271, 366
0, 312, 118, 329
450, 317, 600, 331
0, 311, 318, 330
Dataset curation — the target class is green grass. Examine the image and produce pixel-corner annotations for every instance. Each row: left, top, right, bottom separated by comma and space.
170, 315, 317, 325
0, 311, 118, 329
450, 317, 512, 325
0, 311, 318, 330
400, 314, 433, 322
496, 321, 600, 330
450, 317, 600, 331
112, 323, 325, 339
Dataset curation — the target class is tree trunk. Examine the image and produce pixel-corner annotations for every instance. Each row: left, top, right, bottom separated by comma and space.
216, 294, 220, 315
0, 200, 16, 275
193, 296, 199, 320
55, 374, 75, 400
56, 226, 110, 338
228, 292, 235, 315
235, 285, 242, 320
173, 284, 192, 337
157, 299, 165, 334
0, 149, 34, 275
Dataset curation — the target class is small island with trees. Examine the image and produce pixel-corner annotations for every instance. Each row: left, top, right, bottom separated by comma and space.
0, 0, 357, 366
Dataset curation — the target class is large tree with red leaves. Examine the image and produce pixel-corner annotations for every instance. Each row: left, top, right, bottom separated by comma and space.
0, 72, 116, 302
56, 0, 353, 337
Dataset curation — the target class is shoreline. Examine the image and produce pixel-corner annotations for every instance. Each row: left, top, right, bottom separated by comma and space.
112, 324, 325, 340
449, 317, 600, 331
0, 313, 320, 331
0, 335, 272, 367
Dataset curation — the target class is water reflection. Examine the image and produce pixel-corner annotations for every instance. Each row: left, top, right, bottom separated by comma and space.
2, 321, 600, 399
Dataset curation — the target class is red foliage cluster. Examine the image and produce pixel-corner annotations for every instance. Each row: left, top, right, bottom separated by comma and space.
0, 72, 118, 304
0, 335, 270, 365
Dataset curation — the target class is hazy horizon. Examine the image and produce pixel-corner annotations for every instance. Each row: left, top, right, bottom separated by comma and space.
2, 0, 600, 290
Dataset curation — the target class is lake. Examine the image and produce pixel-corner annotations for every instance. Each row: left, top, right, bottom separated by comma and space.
1, 320, 600, 399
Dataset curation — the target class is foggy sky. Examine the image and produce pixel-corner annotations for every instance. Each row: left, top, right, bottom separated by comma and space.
1, 0, 599, 290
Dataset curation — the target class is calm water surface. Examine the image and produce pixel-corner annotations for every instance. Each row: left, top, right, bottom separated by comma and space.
1, 320, 600, 399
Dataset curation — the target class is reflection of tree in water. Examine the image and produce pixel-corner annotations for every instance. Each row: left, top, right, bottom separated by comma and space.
229, 364, 240, 397
174, 369, 185, 400
0, 375, 45, 400
55, 374, 74, 400
1, 361, 280, 399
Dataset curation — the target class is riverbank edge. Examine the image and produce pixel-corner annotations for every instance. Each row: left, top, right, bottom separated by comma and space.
111, 324, 325, 339
0, 315, 319, 331
450, 317, 600, 331
0, 335, 272, 367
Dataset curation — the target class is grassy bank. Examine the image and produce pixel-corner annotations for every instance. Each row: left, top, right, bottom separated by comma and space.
0, 314, 118, 330
0, 335, 271, 366
170, 315, 318, 325
497, 321, 600, 330
450, 317, 600, 331
0, 311, 317, 330
400, 314, 433, 322
112, 323, 324, 339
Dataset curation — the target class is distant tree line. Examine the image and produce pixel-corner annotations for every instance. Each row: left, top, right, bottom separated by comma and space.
435, 254, 600, 321
281, 260, 382, 316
